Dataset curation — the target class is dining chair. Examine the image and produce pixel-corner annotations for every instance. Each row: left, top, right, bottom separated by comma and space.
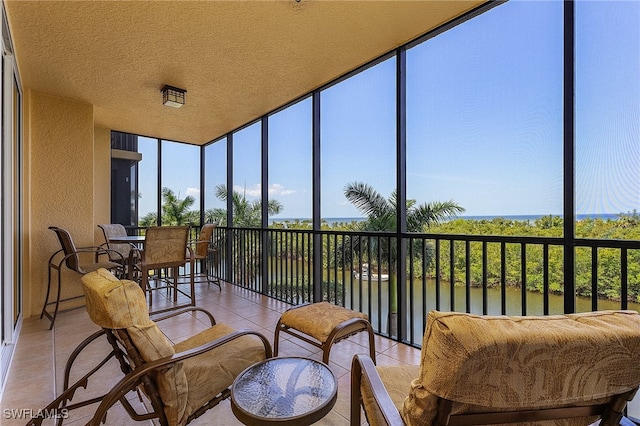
138, 226, 195, 314
187, 223, 221, 290
42, 226, 124, 329
97, 223, 139, 279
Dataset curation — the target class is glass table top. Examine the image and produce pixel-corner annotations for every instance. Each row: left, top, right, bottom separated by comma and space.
231, 357, 338, 425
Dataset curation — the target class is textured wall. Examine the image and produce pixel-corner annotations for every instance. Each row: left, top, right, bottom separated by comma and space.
25, 91, 97, 318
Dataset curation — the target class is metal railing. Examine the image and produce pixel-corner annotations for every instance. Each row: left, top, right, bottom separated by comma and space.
126, 225, 640, 346
209, 226, 640, 347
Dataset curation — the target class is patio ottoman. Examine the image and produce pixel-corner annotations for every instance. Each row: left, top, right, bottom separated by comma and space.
274, 302, 376, 364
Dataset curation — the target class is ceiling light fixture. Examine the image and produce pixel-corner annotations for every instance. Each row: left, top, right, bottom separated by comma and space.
161, 85, 186, 108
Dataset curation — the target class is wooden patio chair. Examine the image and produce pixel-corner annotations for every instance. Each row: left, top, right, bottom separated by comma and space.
27, 268, 271, 426
352, 310, 640, 426
41, 226, 124, 329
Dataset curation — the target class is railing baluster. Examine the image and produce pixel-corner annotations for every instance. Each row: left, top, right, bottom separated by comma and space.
450, 240, 455, 312
465, 240, 471, 314
421, 238, 428, 341
501, 241, 506, 315
435, 238, 441, 312
521, 243, 527, 316
621, 248, 628, 310
213, 226, 640, 348
335, 233, 339, 303
543, 244, 549, 315
592, 247, 598, 312
409, 236, 415, 344
482, 241, 488, 315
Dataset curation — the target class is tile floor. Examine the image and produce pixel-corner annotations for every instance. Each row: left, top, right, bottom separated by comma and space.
0, 279, 421, 425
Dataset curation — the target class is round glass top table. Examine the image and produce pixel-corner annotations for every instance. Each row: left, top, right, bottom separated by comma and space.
230, 357, 338, 425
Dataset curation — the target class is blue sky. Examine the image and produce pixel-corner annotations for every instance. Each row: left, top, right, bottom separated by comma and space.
140, 0, 639, 221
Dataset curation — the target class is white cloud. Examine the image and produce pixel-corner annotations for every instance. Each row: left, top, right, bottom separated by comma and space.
233, 184, 261, 197
269, 183, 296, 196
232, 183, 296, 198
186, 187, 200, 197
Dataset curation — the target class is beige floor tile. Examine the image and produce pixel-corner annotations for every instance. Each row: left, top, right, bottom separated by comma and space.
2, 280, 413, 426
381, 342, 421, 365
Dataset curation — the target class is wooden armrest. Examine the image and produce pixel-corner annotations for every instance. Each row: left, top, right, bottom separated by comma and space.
87, 329, 273, 426
351, 354, 404, 426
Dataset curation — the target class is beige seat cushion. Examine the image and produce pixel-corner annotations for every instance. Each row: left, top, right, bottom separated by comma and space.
280, 302, 368, 342
361, 365, 420, 426
127, 324, 188, 425
174, 323, 267, 417
401, 310, 640, 426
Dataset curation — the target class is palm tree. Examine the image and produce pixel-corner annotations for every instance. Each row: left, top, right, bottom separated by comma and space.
213, 184, 282, 227
343, 181, 465, 335
344, 182, 464, 232
139, 212, 158, 227
213, 184, 283, 283
203, 208, 224, 225
161, 187, 196, 225
138, 187, 198, 227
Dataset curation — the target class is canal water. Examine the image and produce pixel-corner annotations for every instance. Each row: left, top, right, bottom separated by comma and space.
343, 277, 640, 345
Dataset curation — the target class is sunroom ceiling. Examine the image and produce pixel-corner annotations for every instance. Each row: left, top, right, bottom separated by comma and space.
5, 0, 486, 145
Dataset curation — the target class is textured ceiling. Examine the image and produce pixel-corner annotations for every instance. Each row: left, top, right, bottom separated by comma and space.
5, 0, 486, 145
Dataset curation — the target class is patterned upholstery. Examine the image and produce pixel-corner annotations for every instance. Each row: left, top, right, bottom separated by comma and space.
140, 226, 196, 312
190, 224, 215, 259
279, 301, 368, 342
81, 268, 266, 426
187, 224, 221, 290
144, 226, 190, 266
98, 224, 132, 260
362, 365, 421, 426
174, 323, 266, 418
82, 268, 149, 328
361, 310, 640, 426
276, 302, 376, 365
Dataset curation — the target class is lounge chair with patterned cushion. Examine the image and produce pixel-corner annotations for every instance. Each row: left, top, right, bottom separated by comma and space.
352, 310, 640, 426
81, 268, 271, 426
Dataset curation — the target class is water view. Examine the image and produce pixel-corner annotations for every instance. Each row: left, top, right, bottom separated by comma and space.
342, 276, 640, 345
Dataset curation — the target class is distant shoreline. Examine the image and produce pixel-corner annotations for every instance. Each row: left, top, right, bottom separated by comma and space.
270, 213, 622, 225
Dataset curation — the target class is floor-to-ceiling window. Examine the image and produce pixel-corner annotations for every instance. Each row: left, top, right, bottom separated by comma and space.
160, 140, 200, 225
576, 2, 640, 226
204, 136, 227, 225
268, 98, 313, 225
575, 0, 640, 315
232, 122, 262, 227
320, 57, 397, 224
406, 0, 563, 316
0, 5, 21, 391
108, 0, 640, 352
137, 137, 159, 226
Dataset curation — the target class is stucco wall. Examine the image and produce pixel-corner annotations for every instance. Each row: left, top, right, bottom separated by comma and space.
24, 91, 109, 319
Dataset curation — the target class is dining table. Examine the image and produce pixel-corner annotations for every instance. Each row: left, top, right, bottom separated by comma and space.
107, 235, 146, 279
107, 235, 146, 246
